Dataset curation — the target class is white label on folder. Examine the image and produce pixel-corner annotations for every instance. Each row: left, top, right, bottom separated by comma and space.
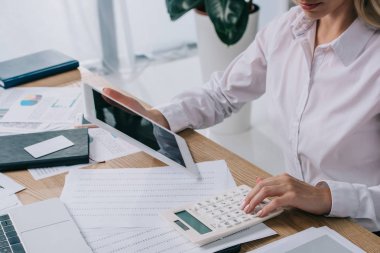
24, 135, 74, 158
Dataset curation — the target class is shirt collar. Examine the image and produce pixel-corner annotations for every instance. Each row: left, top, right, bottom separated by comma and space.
290, 7, 376, 66
290, 8, 315, 38
330, 18, 376, 66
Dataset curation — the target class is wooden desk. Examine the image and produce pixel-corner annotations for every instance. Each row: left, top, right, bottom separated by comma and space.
5, 68, 380, 252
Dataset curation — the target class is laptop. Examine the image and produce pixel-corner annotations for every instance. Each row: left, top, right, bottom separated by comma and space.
0, 198, 92, 253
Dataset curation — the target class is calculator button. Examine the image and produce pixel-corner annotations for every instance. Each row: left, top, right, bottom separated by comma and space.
215, 216, 223, 222
219, 215, 228, 221
222, 221, 231, 227
210, 222, 218, 228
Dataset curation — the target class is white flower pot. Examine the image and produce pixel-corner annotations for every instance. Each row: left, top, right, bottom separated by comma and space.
195, 4, 259, 135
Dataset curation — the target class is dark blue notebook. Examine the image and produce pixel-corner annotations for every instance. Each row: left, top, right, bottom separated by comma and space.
0, 50, 79, 89
0, 129, 89, 171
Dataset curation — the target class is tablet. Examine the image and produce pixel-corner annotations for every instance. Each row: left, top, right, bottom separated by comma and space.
82, 83, 200, 178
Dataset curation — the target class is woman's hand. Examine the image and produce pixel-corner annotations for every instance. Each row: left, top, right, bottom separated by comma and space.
103, 88, 170, 129
241, 173, 332, 217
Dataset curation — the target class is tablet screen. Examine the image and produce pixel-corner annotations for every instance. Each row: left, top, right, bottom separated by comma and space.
92, 89, 186, 167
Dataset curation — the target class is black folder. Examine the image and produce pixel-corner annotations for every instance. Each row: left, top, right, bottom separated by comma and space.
0, 129, 89, 171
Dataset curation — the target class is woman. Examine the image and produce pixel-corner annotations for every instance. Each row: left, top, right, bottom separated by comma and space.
104, 0, 380, 231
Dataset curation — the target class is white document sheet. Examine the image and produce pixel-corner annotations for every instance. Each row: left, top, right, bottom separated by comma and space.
88, 128, 140, 162
0, 194, 22, 215
249, 226, 365, 253
0, 87, 83, 123
28, 163, 91, 181
82, 224, 276, 253
0, 122, 73, 135
60, 160, 236, 228
0, 88, 39, 119
0, 173, 25, 195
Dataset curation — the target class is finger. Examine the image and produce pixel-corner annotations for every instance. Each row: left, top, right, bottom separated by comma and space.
102, 88, 132, 111
103, 88, 138, 107
244, 185, 284, 213
241, 176, 283, 209
103, 88, 133, 104
258, 197, 286, 217
102, 88, 148, 116
74, 124, 98, 129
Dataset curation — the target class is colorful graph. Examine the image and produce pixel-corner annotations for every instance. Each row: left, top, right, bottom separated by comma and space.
20, 94, 42, 106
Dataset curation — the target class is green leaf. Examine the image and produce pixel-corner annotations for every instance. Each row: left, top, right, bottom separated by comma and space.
166, 0, 204, 21
205, 0, 249, 45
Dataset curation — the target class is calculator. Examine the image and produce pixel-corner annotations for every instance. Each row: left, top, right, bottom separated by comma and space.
161, 185, 283, 246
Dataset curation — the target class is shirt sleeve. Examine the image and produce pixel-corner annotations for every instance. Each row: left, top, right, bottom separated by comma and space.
322, 180, 380, 232
155, 28, 269, 133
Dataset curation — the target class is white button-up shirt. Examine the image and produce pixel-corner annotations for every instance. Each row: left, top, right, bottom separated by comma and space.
157, 7, 380, 231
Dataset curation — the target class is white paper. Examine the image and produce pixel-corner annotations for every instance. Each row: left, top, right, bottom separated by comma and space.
0, 173, 25, 195
28, 163, 91, 181
249, 226, 365, 253
88, 128, 140, 162
0, 87, 82, 123
82, 223, 276, 253
0, 122, 73, 135
60, 160, 236, 228
0, 88, 42, 114
24, 135, 74, 158
0, 194, 22, 215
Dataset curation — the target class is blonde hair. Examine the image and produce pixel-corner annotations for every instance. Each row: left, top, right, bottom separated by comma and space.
292, 0, 380, 29
354, 0, 380, 29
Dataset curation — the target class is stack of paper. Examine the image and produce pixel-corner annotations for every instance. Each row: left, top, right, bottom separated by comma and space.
60, 160, 236, 228
249, 226, 365, 253
60, 160, 277, 253
0, 87, 83, 124
0, 87, 76, 136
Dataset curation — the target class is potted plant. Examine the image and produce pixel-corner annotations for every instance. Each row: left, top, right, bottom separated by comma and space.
166, 0, 260, 134
166, 0, 258, 45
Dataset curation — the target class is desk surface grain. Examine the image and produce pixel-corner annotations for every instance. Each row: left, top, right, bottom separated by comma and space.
5, 68, 380, 252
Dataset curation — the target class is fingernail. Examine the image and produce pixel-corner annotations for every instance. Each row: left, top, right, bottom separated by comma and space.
257, 210, 263, 217
240, 201, 246, 210
244, 204, 250, 213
